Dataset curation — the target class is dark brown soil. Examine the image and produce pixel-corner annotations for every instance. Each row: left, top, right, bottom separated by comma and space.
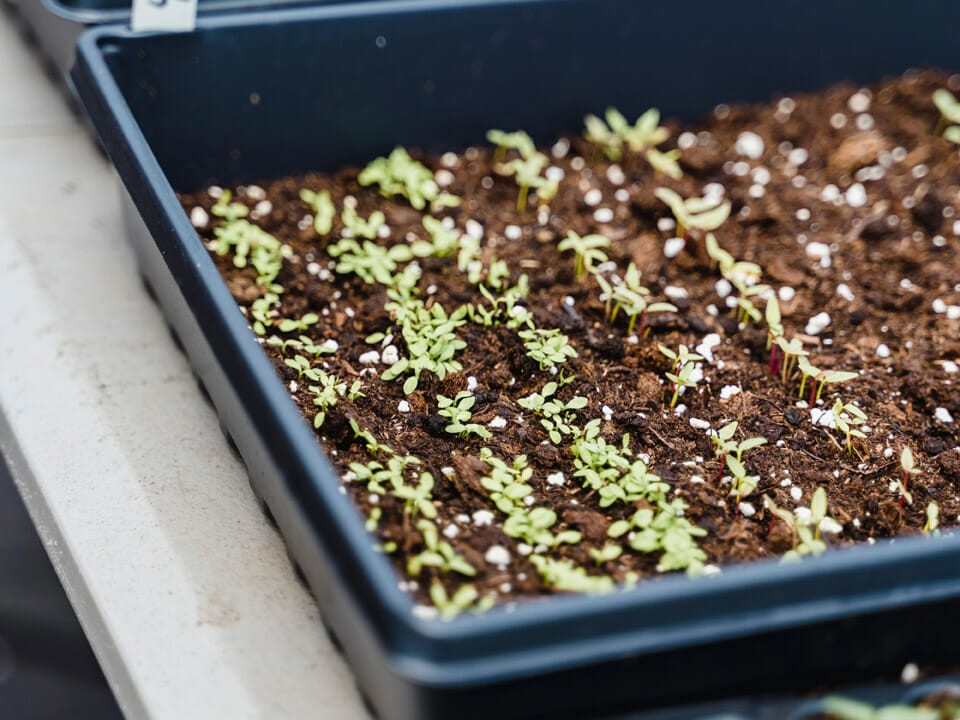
179, 69, 960, 612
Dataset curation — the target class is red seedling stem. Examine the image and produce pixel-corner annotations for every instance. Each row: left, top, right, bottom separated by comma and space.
638, 308, 648, 337
809, 379, 817, 407
769, 345, 778, 376
717, 454, 725, 483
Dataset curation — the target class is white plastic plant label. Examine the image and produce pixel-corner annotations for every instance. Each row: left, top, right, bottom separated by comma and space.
131, 0, 198, 32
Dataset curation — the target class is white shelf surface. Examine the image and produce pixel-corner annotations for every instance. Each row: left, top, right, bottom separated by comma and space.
0, 15, 369, 720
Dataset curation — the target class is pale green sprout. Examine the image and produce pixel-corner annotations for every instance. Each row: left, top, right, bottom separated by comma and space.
765, 295, 783, 348
429, 582, 495, 621
558, 231, 610, 279
518, 327, 578, 370
924, 502, 940, 535
710, 421, 767, 474
654, 187, 732, 239
436, 392, 492, 440
733, 282, 769, 325
393, 471, 438, 520
298, 188, 335, 235
358, 147, 460, 210
341, 205, 386, 240
210, 189, 249, 222
831, 399, 867, 454
821, 695, 938, 720
582, 107, 682, 178
776, 487, 842, 563
486, 259, 510, 291
609, 263, 677, 335
486, 129, 537, 162
898, 447, 921, 506
811, 369, 859, 404
724, 455, 759, 505
407, 519, 476, 577
495, 151, 558, 212
665, 361, 698, 408
933, 88, 960, 143
773, 336, 809, 385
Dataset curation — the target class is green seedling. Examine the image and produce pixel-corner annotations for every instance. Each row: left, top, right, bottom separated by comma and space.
924, 501, 940, 535
358, 147, 460, 210
518, 381, 588, 444
214, 219, 284, 289
665, 361, 699, 408
503, 507, 581, 548
518, 328, 578, 371
428, 582, 495, 621
486, 128, 537, 161
298, 188, 335, 235
772, 336, 809, 385
250, 292, 280, 335
589, 544, 623, 564
529, 555, 616, 595
479, 448, 534, 514
657, 343, 704, 372
654, 187, 732, 245
381, 298, 468, 394
276, 312, 319, 333
710, 421, 767, 482
558, 231, 610, 279
327, 237, 413, 285
393, 471, 438, 520
821, 695, 939, 720
347, 417, 392, 455
365, 506, 381, 533
284, 354, 322, 381
420, 215, 460, 258
933, 88, 960, 143
898, 447, 921, 507
467, 278, 533, 330
609, 263, 677, 336
298, 335, 338, 357
308, 372, 349, 428
608, 499, 708, 574
436, 392, 492, 440
831, 399, 867, 455
341, 205, 386, 240
348, 453, 418, 494
407, 519, 476, 577
210, 189, 249, 222
798, 358, 858, 406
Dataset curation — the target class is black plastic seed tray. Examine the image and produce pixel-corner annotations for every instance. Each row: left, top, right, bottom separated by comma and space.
4, 0, 328, 82
70, 2, 960, 719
